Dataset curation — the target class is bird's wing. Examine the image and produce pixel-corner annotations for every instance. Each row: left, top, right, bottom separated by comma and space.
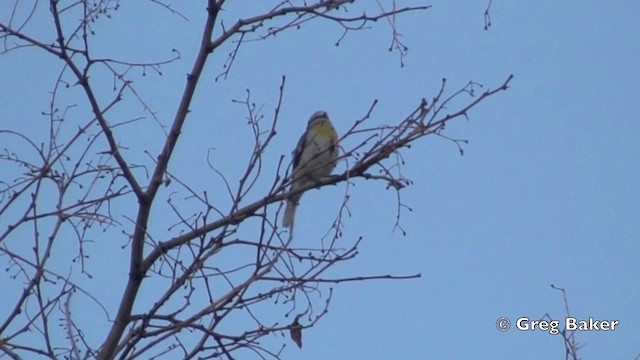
292, 131, 307, 170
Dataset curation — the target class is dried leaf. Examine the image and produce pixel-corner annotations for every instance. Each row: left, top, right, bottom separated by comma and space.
290, 317, 302, 348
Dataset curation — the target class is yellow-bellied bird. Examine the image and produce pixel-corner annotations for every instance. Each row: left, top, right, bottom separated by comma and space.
283, 110, 339, 229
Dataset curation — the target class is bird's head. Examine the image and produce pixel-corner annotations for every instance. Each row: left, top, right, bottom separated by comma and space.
308, 110, 329, 124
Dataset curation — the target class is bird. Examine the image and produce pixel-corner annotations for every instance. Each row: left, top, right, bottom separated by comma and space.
282, 110, 339, 229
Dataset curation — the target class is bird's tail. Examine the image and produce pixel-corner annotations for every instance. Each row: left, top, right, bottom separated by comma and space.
282, 199, 297, 229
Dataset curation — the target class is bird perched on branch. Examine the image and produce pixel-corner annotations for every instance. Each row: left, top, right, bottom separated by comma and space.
282, 110, 339, 229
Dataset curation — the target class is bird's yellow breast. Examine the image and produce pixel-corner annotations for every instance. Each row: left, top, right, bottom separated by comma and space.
313, 119, 337, 139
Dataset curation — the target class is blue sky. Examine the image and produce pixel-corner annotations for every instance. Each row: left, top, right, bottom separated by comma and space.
1, 1, 638, 359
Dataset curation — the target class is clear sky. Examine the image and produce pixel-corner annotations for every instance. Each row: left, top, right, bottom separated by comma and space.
1, 1, 638, 359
